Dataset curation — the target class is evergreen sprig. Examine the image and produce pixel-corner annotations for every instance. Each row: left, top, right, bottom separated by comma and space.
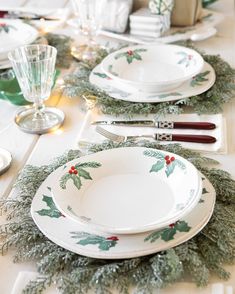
0, 142, 235, 293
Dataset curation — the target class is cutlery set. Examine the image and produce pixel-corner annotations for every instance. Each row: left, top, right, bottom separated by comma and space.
95, 120, 217, 144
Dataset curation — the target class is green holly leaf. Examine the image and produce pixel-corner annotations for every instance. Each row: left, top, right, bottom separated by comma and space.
133, 53, 142, 61
60, 173, 71, 189
60, 173, 82, 190
174, 159, 186, 171
93, 72, 109, 79
144, 230, 162, 243
126, 55, 133, 64
191, 71, 210, 87
75, 161, 101, 169
143, 149, 165, 160
42, 195, 57, 210
36, 208, 63, 218
174, 221, 191, 232
71, 232, 118, 251
77, 235, 104, 245
78, 168, 92, 180
150, 160, 165, 173
165, 161, 176, 177
71, 174, 82, 190
161, 227, 177, 241
99, 240, 117, 251
36, 195, 63, 218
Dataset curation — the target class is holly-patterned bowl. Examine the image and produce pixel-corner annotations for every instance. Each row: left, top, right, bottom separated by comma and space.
49, 147, 202, 235
101, 44, 204, 93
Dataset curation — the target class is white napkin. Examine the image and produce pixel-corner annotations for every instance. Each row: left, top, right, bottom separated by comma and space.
76, 111, 227, 154
11, 271, 234, 294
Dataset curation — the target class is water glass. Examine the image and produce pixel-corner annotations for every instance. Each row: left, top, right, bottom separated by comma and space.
71, 0, 104, 60
8, 45, 64, 134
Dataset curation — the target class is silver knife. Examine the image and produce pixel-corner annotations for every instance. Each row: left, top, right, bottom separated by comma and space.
91, 120, 216, 130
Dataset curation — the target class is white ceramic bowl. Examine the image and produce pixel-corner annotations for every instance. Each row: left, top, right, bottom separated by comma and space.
51, 147, 202, 234
101, 44, 204, 93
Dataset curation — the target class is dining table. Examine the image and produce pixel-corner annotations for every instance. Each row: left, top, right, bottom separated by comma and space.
0, 0, 235, 293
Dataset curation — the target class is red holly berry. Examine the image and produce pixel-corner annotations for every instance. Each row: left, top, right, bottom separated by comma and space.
69, 170, 73, 174
166, 160, 171, 165
188, 55, 193, 60
106, 236, 119, 241
0, 23, 6, 27
165, 155, 170, 161
127, 50, 133, 56
73, 170, 78, 175
169, 223, 175, 228
171, 156, 175, 162
71, 166, 75, 170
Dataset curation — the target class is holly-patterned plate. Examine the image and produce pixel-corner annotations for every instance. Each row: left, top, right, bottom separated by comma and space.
31, 169, 215, 259
0, 19, 38, 61
101, 44, 204, 93
40, 147, 201, 234
89, 62, 215, 103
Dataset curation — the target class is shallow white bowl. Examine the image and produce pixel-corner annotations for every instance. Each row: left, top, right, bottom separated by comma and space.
51, 147, 202, 234
101, 44, 204, 93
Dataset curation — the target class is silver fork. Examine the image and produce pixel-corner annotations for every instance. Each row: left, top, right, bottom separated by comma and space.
96, 126, 152, 143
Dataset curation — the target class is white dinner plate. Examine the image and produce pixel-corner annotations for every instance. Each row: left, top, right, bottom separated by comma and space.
48, 147, 201, 234
101, 44, 204, 93
0, 19, 38, 60
89, 62, 215, 103
31, 170, 215, 259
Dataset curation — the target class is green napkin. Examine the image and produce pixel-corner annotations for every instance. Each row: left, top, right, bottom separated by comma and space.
0, 69, 60, 106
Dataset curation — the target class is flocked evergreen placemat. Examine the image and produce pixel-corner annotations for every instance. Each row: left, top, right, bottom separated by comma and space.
62, 46, 235, 117
5, 33, 233, 116
0, 141, 234, 294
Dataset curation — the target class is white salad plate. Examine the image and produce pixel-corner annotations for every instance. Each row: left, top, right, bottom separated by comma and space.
31, 170, 215, 259
90, 62, 215, 103
101, 44, 204, 92
48, 147, 201, 234
0, 19, 38, 60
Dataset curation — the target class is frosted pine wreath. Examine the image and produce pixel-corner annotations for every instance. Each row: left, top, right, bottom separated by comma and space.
0, 142, 235, 293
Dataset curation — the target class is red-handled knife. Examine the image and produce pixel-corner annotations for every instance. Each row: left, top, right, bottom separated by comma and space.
96, 126, 217, 144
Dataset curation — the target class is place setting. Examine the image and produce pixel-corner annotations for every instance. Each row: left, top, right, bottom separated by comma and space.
0, 0, 235, 293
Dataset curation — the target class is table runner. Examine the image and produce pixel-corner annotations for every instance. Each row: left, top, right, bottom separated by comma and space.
0, 142, 234, 293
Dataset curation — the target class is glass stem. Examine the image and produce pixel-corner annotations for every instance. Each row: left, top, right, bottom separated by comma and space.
33, 101, 45, 120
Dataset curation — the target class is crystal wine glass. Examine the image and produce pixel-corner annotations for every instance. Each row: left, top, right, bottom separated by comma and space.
8, 45, 64, 134
71, 0, 104, 61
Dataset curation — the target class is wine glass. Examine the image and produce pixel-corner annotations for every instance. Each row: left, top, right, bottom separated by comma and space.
71, 0, 104, 61
8, 44, 64, 134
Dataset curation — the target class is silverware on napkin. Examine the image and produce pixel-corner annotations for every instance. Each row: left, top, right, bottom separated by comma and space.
96, 126, 216, 144
0, 10, 59, 21
92, 120, 216, 130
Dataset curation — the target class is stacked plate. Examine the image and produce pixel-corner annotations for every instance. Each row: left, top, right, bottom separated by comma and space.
89, 44, 216, 103
31, 147, 216, 259
0, 19, 38, 69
